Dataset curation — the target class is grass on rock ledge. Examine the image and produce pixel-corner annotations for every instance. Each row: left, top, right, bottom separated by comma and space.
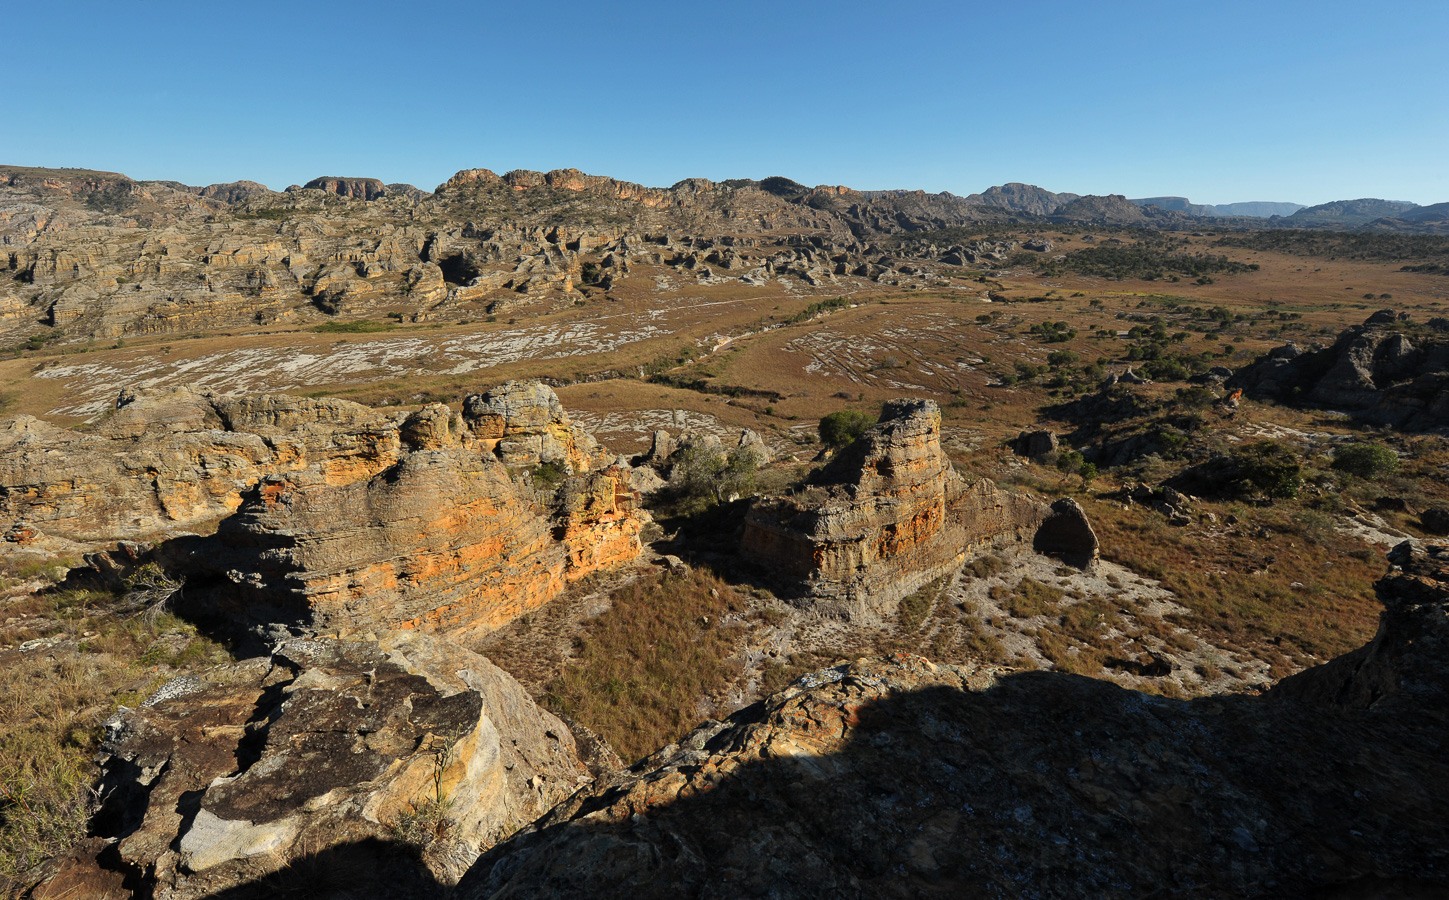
0, 574, 233, 890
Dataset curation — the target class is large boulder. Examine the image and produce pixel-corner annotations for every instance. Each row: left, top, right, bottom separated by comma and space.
74, 632, 586, 898
1033, 497, 1100, 569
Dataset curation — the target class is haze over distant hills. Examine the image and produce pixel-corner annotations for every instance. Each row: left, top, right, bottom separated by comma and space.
1128, 197, 1305, 218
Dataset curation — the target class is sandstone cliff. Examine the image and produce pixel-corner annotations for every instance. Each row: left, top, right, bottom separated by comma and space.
458, 543, 1449, 899
0, 387, 399, 540
2, 381, 647, 639
33, 632, 587, 898
191, 447, 642, 639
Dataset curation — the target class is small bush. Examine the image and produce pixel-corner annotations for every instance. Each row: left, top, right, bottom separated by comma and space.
818, 410, 875, 449
1331, 443, 1399, 480
1235, 441, 1303, 500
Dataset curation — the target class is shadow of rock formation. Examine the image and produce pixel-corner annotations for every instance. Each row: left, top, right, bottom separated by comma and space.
456, 542, 1449, 899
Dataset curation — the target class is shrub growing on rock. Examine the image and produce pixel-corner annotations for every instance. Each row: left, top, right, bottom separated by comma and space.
818, 410, 875, 449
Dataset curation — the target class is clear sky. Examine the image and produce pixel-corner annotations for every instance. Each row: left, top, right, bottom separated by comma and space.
5, 0, 1447, 206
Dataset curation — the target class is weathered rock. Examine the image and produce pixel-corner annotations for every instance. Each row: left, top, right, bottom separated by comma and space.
401, 402, 464, 450
1011, 428, 1058, 461
0, 390, 399, 540
192, 443, 640, 639
736, 428, 772, 464
741, 399, 1047, 616
301, 176, 388, 201
458, 548, 1449, 899
1232, 313, 1449, 431
1422, 506, 1449, 535
76, 632, 586, 898
463, 380, 605, 472
1033, 497, 1099, 568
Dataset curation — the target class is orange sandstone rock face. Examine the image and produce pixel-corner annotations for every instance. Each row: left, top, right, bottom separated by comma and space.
2, 381, 646, 639
179, 383, 644, 639
0, 387, 400, 540
741, 399, 1047, 615
203, 448, 643, 639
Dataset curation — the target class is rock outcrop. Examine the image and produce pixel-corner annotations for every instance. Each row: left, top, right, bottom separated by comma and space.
300, 176, 388, 201
741, 399, 1048, 615
47, 632, 587, 898
0, 387, 399, 540
462, 380, 608, 472
1231, 312, 1449, 431
193, 449, 642, 639
458, 544, 1449, 899
2, 382, 647, 639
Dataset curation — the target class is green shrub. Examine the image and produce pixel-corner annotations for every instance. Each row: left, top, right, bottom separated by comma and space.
818, 410, 875, 449
1331, 443, 1399, 480
1235, 441, 1303, 500
531, 459, 570, 491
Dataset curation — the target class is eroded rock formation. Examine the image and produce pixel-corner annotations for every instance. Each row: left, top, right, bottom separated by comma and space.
741, 399, 1051, 615
0, 387, 399, 540
458, 543, 1449, 899
44, 632, 587, 898
193, 449, 642, 639
1232, 312, 1449, 431
1, 381, 648, 639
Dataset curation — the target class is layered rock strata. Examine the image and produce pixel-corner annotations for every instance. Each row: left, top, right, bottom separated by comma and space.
740, 399, 1051, 614
195, 449, 642, 638
0, 387, 399, 540
2, 381, 647, 639
45, 632, 588, 898
459, 544, 1449, 899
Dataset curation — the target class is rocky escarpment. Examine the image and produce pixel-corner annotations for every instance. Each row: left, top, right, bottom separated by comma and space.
740, 399, 1071, 616
32, 631, 587, 899
191, 444, 641, 639
458, 543, 1449, 899
0, 387, 400, 541
1231, 311, 1449, 431
3, 381, 648, 639
0, 162, 1048, 345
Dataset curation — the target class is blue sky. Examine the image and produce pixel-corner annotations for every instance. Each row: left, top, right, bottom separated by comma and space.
5, 0, 1447, 205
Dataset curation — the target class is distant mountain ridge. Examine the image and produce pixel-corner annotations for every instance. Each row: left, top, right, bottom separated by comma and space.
1128, 197, 1305, 218
1287, 198, 1420, 226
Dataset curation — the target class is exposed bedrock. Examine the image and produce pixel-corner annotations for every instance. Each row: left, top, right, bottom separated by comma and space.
1231, 311, 1449, 431
38, 632, 587, 899
2, 381, 648, 639
192, 449, 642, 639
0, 386, 400, 540
740, 399, 1091, 617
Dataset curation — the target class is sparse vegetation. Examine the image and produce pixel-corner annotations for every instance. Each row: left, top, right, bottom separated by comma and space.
0, 583, 233, 887
311, 319, 399, 334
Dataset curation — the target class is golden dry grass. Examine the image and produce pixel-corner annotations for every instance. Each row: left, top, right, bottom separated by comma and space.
541, 569, 753, 763
0, 587, 232, 888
